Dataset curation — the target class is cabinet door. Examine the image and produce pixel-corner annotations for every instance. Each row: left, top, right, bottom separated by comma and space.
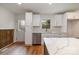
54, 15, 63, 26
61, 14, 67, 33
36, 33, 41, 44
32, 15, 40, 26
32, 33, 37, 44
25, 12, 32, 26
25, 26, 32, 45
32, 33, 41, 45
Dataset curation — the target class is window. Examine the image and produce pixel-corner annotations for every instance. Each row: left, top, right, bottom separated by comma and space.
18, 20, 25, 31
42, 19, 50, 29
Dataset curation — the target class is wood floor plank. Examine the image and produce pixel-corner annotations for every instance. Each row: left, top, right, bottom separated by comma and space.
26, 45, 44, 55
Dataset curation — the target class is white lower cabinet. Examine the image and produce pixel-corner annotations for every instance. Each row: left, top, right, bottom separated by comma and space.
25, 26, 32, 45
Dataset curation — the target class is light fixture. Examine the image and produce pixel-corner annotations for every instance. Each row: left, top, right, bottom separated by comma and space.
48, 3, 52, 5
21, 20, 25, 26
18, 2, 22, 5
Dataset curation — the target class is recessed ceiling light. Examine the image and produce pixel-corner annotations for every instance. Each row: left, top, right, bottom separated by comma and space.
48, 3, 52, 5
18, 2, 22, 5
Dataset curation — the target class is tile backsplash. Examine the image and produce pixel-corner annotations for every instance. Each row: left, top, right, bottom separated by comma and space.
33, 26, 63, 34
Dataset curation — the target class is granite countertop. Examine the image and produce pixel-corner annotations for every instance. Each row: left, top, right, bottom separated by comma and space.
44, 38, 79, 55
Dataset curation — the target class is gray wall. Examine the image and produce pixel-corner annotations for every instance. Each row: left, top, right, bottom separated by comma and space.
0, 6, 15, 29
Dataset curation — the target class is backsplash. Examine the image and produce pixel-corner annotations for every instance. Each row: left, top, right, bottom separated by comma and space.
33, 26, 62, 34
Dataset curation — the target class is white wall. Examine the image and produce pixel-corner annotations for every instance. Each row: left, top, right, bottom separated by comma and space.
0, 6, 15, 29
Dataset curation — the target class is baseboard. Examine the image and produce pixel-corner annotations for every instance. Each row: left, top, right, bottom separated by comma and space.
25, 44, 32, 46
15, 41, 25, 43
32, 44, 41, 46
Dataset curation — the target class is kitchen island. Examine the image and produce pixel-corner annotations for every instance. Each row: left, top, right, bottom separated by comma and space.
44, 38, 79, 55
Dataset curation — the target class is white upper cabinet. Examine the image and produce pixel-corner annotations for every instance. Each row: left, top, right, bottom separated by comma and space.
61, 14, 67, 33
66, 12, 79, 19
53, 14, 63, 26
53, 14, 67, 33
32, 14, 40, 26
25, 12, 32, 26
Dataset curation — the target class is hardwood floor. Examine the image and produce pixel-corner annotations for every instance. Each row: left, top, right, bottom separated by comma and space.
0, 42, 44, 55
26, 45, 44, 55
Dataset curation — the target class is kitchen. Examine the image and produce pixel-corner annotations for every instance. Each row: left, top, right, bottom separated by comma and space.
0, 3, 79, 55
18, 10, 79, 55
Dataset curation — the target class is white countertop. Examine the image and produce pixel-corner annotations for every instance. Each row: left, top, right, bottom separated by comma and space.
44, 38, 79, 55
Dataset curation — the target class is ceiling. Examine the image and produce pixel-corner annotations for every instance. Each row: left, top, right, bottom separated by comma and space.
0, 3, 79, 14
